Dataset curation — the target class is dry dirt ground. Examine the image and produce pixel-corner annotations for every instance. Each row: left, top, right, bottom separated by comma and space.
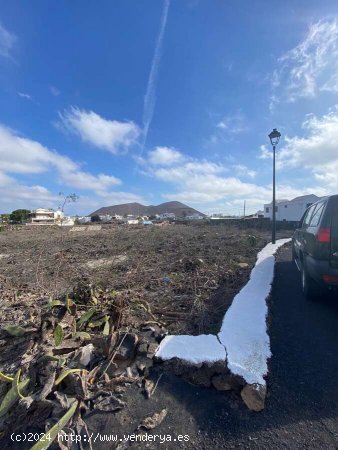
0, 223, 293, 449
0, 223, 275, 335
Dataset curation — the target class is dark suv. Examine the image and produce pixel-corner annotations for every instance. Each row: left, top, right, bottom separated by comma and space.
292, 194, 338, 300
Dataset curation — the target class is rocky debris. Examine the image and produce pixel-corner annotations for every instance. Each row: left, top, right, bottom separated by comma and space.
211, 374, 232, 391
241, 383, 266, 412
69, 226, 87, 233
147, 343, 159, 358
85, 255, 128, 269
237, 262, 249, 269
157, 356, 264, 410
115, 333, 139, 361
137, 342, 148, 356
71, 343, 95, 368
87, 225, 102, 231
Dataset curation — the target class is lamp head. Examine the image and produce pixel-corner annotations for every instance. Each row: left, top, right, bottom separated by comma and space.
268, 128, 281, 146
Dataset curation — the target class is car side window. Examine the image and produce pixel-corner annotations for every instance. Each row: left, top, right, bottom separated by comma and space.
302, 205, 316, 228
309, 202, 325, 227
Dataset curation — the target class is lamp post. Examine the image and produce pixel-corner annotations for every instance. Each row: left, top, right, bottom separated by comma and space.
268, 128, 281, 244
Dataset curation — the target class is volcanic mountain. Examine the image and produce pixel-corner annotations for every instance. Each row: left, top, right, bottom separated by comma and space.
90, 201, 205, 218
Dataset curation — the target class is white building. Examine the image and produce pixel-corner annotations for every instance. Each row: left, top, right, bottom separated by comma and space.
159, 212, 176, 220
29, 208, 64, 225
78, 216, 91, 224
99, 214, 112, 222
186, 213, 203, 220
263, 194, 322, 221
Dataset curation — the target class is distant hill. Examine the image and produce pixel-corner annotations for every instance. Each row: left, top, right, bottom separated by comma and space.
90, 201, 205, 218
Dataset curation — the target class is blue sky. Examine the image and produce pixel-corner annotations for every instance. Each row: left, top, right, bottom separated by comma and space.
1, 0, 338, 215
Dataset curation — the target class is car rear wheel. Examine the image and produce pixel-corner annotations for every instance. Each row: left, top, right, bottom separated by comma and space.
301, 264, 323, 301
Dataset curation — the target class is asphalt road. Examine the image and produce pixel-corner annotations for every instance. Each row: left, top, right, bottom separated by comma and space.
90, 243, 338, 449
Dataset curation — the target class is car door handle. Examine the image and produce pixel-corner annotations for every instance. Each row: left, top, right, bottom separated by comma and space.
333, 252, 338, 257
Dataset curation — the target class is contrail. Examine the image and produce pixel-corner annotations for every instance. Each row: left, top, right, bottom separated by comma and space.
142, 0, 170, 150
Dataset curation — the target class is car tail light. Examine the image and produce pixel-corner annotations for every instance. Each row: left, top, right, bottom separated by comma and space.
323, 274, 338, 284
317, 227, 331, 243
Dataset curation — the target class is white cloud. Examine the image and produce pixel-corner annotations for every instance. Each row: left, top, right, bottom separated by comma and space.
50, 86, 60, 96
0, 170, 58, 211
138, 143, 328, 214
148, 146, 185, 166
138, 147, 272, 212
0, 22, 16, 59
258, 145, 272, 160
232, 164, 257, 178
0, 125, 75, 174
58, 171, 121, 192
216, 111, 248, 134
58, 107, 140, 154
277, 106, 338, 190
0, 124, 126, 195
0, 124, 147, 212
208, 111, 249, 147
0, 170, 144, 214
18, 92, 32, 100
272, 19, 338, 105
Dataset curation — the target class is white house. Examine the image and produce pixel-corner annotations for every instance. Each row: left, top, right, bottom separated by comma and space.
186, 213, 203, 220
29, 208, 64, 225
99, 214, 112, 223
159, 212, 176, 220
263, 194, 322, 221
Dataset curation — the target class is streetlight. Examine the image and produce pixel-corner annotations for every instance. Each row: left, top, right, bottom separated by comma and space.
268, 128, 281, 244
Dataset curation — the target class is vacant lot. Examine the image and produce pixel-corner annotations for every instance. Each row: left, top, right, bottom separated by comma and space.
0, 223, 294, 447
0, 223, 285, 335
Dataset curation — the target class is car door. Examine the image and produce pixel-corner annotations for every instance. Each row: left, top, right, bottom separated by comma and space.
307, 201, 326, 257
297, 204, 317, 256
330, 197, 338, 269
293, 212, 307, 257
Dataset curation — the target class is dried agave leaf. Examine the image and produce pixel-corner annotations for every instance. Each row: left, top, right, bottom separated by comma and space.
54, 391, 72, 409
54, 324, 64, 347
88, 318, 106, 328
0, 372, 14, 382
13, 369, 25, 400
77, 308, 96, 328
29, 399, 78, 450
144, 379, 155, 399
47, 300, 63, 308
65, 297, 76, 316
94, 395, 125, 412
55, 369, 82, 386
36, 368, 56, 401
90, 287, 98, 305
1, 325, 27, 337
138, 409, 167, 430
0, 377, 30, 417
73, 331, 91, 341
103, 316, 110, 336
